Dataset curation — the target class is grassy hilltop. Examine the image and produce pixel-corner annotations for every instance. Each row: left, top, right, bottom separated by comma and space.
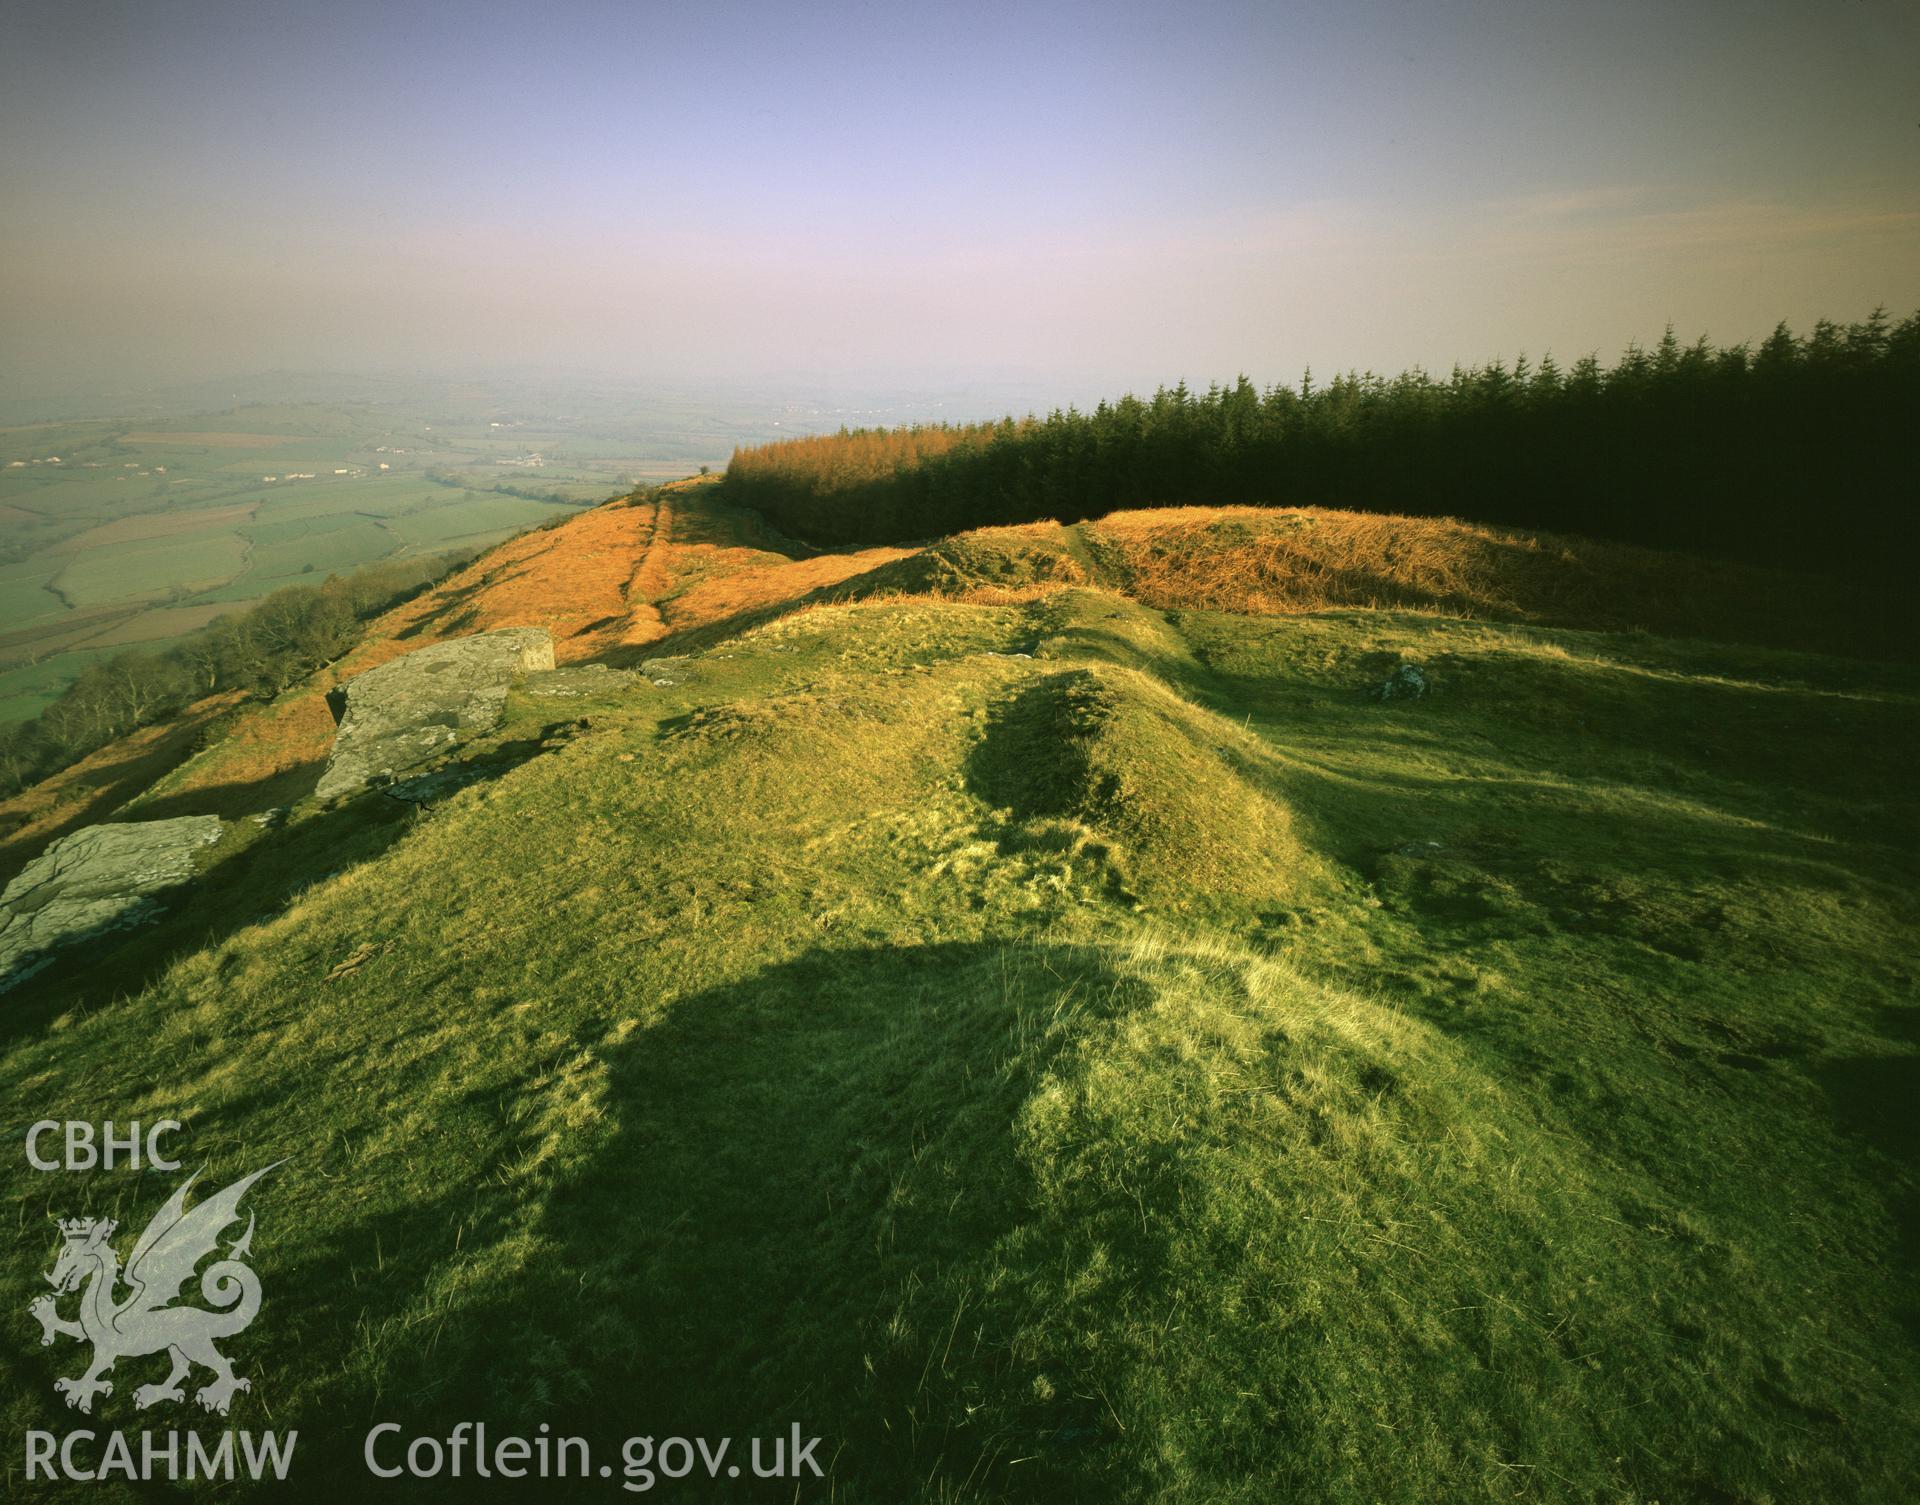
1, 475, 1916, 1501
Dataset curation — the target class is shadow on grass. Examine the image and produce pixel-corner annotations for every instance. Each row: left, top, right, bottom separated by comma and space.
282, 940, 1163, 1501
0, 695, 240, 888
1815, 1011, 1920, 1349
127, 757, 328, 823
0, 789, 418, 1049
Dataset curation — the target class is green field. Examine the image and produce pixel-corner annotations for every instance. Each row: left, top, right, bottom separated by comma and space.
2, 491, 1913, 1501
51, 532, 253, 609
0, 560, 65, 629
0, 648, 117, 723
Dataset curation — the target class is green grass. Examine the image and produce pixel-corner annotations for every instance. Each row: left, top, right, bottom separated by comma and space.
378, 493, 565, 548
49, 531, 252, 608
0, 561, 66, 628
1, 583, 1914, 1502
239, 521, 401, 585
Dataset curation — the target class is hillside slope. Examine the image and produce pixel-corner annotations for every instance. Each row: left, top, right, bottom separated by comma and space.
2, 484, 1916, 1502
2, 479, 1890, 873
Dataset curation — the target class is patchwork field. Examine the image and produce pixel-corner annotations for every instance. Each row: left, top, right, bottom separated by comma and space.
53, 501, 260, 551
0, 405, 669, 719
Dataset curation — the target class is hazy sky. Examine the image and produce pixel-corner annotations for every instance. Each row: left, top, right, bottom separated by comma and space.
3, 0, 1915, 399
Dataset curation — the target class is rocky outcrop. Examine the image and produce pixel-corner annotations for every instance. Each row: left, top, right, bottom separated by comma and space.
521, 664, 649, 699
639, 656, 695, 686
1374, 662, 1430, 702
316, 628, 555, 800
0, 816, 223, 991
384, 716, 592, 805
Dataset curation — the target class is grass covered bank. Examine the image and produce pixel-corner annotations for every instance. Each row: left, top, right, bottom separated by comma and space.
2, 544, 1915, 1499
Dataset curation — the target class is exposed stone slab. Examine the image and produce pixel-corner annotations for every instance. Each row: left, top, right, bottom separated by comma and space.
384, 717, 591, 805
521, 664, 649, 699
639, 655, 695, 687
316, 628, 555, 800
0, 816, 223, 991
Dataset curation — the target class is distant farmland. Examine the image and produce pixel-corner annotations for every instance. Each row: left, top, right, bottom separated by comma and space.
117, 430, 315, 447
0, 375, 879, 719
53, 501, 259, 551
0, 408, 625, 719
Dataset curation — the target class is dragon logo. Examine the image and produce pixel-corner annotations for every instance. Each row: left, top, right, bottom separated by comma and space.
28, 1163, 279, 1416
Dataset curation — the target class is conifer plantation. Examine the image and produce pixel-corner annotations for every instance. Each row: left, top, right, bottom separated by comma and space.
724, 312, 1920, 584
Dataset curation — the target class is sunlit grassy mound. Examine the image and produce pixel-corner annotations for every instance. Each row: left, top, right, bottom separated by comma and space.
717, 499, 1893, 663
11, 483, 1891, 860
825, 522, 1090, 603
967, 664, 1303, 909
1085, 505, 1888, 655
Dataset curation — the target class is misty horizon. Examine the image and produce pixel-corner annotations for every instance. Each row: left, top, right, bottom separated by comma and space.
4, 0, 1916, 404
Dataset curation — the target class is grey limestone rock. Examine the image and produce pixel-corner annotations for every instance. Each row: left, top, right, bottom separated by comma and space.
0, 816, 223, 991
316, 628, 555, 800
638, 655, 694, 687
1374, 662, 1429, 702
